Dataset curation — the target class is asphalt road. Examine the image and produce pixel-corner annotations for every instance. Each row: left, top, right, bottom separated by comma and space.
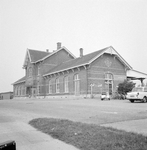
1, 98, 147, 127
1, 98, 147, 149
1, 98, 147, 135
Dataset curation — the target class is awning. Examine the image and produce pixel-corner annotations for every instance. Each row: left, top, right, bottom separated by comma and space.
127, 70, 147, 80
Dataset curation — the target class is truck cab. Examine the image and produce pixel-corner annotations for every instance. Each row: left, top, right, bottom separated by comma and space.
126, 87, 147, 103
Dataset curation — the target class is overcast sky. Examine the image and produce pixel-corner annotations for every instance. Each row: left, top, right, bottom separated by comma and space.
0, 0, 147, 92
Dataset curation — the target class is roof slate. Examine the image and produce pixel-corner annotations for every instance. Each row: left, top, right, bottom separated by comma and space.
13, 76, 26, 85
29, 49, 50, 62
44, 47, 108, 76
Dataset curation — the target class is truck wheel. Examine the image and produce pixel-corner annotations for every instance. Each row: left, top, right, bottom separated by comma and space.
142, 97, 147, 103
130, 100, 134, 103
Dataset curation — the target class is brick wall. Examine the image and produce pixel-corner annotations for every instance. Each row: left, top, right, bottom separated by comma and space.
43, 66, 87, 96
88, 53, 127, 95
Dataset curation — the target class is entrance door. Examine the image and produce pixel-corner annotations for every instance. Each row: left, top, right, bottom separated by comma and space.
26, 87, 31, 97
31, 88, 37, 97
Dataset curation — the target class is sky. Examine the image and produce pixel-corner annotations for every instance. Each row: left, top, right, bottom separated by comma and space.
0, 0, 147, 92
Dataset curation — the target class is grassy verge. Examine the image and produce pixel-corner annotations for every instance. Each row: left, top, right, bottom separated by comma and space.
29, 118, 147, 150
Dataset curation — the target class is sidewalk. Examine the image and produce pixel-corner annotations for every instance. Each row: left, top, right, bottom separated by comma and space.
0, 121, 79, 150
101, 118, 147, 136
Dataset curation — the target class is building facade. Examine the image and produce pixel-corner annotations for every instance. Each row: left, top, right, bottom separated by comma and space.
13, 43, 132, 99
0, 92, 13, 100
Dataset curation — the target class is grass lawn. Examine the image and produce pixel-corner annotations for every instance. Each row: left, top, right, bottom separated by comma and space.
29, 118, 147, 150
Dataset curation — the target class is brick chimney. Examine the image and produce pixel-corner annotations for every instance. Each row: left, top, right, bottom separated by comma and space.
57, 42, 61, 50
80, 48, 83, 57
46, 49, 49, 53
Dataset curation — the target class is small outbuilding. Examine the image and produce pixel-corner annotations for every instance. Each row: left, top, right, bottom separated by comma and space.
0, 92, 13, 100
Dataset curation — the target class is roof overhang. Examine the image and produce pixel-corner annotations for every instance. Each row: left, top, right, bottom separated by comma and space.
23, 49, 31, 68
34, 46, 76, 64
127, 70, 147, 80
89, 46, 132, 70
43, 46, 133, 77
12, 80, 26, 85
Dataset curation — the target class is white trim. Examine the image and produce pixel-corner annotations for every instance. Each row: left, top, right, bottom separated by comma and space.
13, 80, 25, 85
43, 63, 89, 77
23, 49, 32, 68
43, 46, 132, 77
89, 46, 132, 69
127, 69, 147, 79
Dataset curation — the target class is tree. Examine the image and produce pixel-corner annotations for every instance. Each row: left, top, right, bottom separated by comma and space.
117, 80, 136, 95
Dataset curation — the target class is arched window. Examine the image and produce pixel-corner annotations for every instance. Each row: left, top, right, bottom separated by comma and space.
64, 76, 69, 93
55, 78, 60, 93
28, 67, 32, 77
74, 74, 80, 95
22, 86, 24, 96
19, 86, 21, 96
49, 80, 52, 94
15, 87, 17, 96
37, 66, 40, 76
105, 73, 113, 81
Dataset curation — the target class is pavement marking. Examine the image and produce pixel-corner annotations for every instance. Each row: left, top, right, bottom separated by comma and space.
101, 111, 118, 114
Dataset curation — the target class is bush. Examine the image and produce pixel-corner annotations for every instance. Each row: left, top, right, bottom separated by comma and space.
117, 80, 135, 95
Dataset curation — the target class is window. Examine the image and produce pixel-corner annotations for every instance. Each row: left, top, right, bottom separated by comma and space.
55, 78, 60, 93
17, 87, 19, 96
64, 76, 69, 93
74, 74, 80, 95
105, 73, 113, 80
28, 67, 32, 77
15, 87, 17, 96
37, 66, 40, 76
19, 86, 21, 96
49, 80, 52, 94
37, 85, 40, 95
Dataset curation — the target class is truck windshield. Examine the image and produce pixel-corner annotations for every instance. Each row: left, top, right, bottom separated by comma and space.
132, 88, 144, 92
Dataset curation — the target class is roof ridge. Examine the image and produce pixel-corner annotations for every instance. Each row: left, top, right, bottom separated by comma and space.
28, 49, 51, 54
43, 47, 110, 77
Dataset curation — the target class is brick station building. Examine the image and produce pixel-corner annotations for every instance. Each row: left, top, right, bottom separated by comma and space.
13, 42, 143, 99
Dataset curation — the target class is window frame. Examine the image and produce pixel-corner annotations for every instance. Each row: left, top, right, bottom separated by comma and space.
64, 76, 69, 93
28, 67, 32, 77
55, 78, 60, 93
48, 80, 52, 94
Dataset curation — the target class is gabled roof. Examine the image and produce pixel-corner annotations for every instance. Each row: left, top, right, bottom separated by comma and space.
29, 49, 50, 62
23, 49, 50, 67
12, 76, 26, 85
41, 46, 76, 62
23, 46, 76, 68
43, 46, 132, 77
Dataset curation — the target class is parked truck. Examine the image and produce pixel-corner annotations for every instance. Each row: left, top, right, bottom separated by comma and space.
126, 87, 147, 103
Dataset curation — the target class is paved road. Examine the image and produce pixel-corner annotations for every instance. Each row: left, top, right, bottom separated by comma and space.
0, 98, 147, 149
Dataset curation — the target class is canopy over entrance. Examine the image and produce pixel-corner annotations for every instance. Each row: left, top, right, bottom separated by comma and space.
127, 70, 147, 85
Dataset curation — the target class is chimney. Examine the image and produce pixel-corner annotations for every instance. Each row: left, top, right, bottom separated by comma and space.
46, 49, 49, 53
57, 42, 61, 50
80, 48, 83, 57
